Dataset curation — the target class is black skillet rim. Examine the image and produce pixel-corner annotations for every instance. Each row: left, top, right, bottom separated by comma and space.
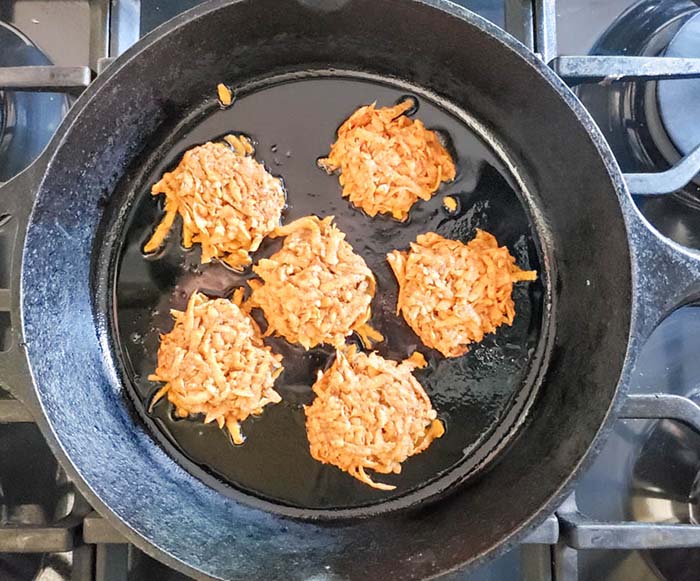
16, 0, 638, 578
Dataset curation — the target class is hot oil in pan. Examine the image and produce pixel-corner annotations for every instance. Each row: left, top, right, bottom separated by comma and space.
115, 75, 545, 510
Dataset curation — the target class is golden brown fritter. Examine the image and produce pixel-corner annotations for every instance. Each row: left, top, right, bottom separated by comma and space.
305, 346, 443, 490
387, 230, 537, 358
144, 137, 285, 270
318, 99, 456, 221
149, 290, 283, 444
248, 215, 382, 349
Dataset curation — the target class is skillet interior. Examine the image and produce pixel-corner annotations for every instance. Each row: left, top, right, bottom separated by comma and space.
114, 72, 546, 511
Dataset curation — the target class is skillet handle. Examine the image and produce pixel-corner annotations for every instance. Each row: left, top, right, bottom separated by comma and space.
0, 159, 44, 414
621, 172, 700, 341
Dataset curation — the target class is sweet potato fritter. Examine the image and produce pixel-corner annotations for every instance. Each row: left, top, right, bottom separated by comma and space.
144, 138, 285, 270
387, 230, 537, 358
305, 346, 444, 490
248, 215, 382, 349
148, 290, 283, 444
318, 99, 456, 221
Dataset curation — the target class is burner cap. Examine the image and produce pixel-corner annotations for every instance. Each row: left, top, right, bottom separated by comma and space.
657, 11, 700, 158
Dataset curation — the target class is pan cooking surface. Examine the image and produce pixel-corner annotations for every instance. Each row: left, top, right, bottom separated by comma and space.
114, 74, 545, 510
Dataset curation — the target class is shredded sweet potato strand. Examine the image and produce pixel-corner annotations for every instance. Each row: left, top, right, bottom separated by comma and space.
145, 138, 285, 270
248, 215, 382, 349
442, 195, 458, 212
148, 291, 283, 444
318, 99, 456, 221
217, 83, 233, 107
387, 230, 537, 358
305, 345, 443, 490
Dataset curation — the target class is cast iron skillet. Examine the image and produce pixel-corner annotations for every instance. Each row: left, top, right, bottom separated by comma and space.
0, 0, 699, 579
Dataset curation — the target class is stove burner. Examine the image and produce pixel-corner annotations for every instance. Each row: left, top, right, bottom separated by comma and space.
0, 22, 68, 182
576, 0, 700, 248
0, 422, 85, 580
658, 12, 700, 159
630, 399, 700, 581
570, 306, 700, 580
